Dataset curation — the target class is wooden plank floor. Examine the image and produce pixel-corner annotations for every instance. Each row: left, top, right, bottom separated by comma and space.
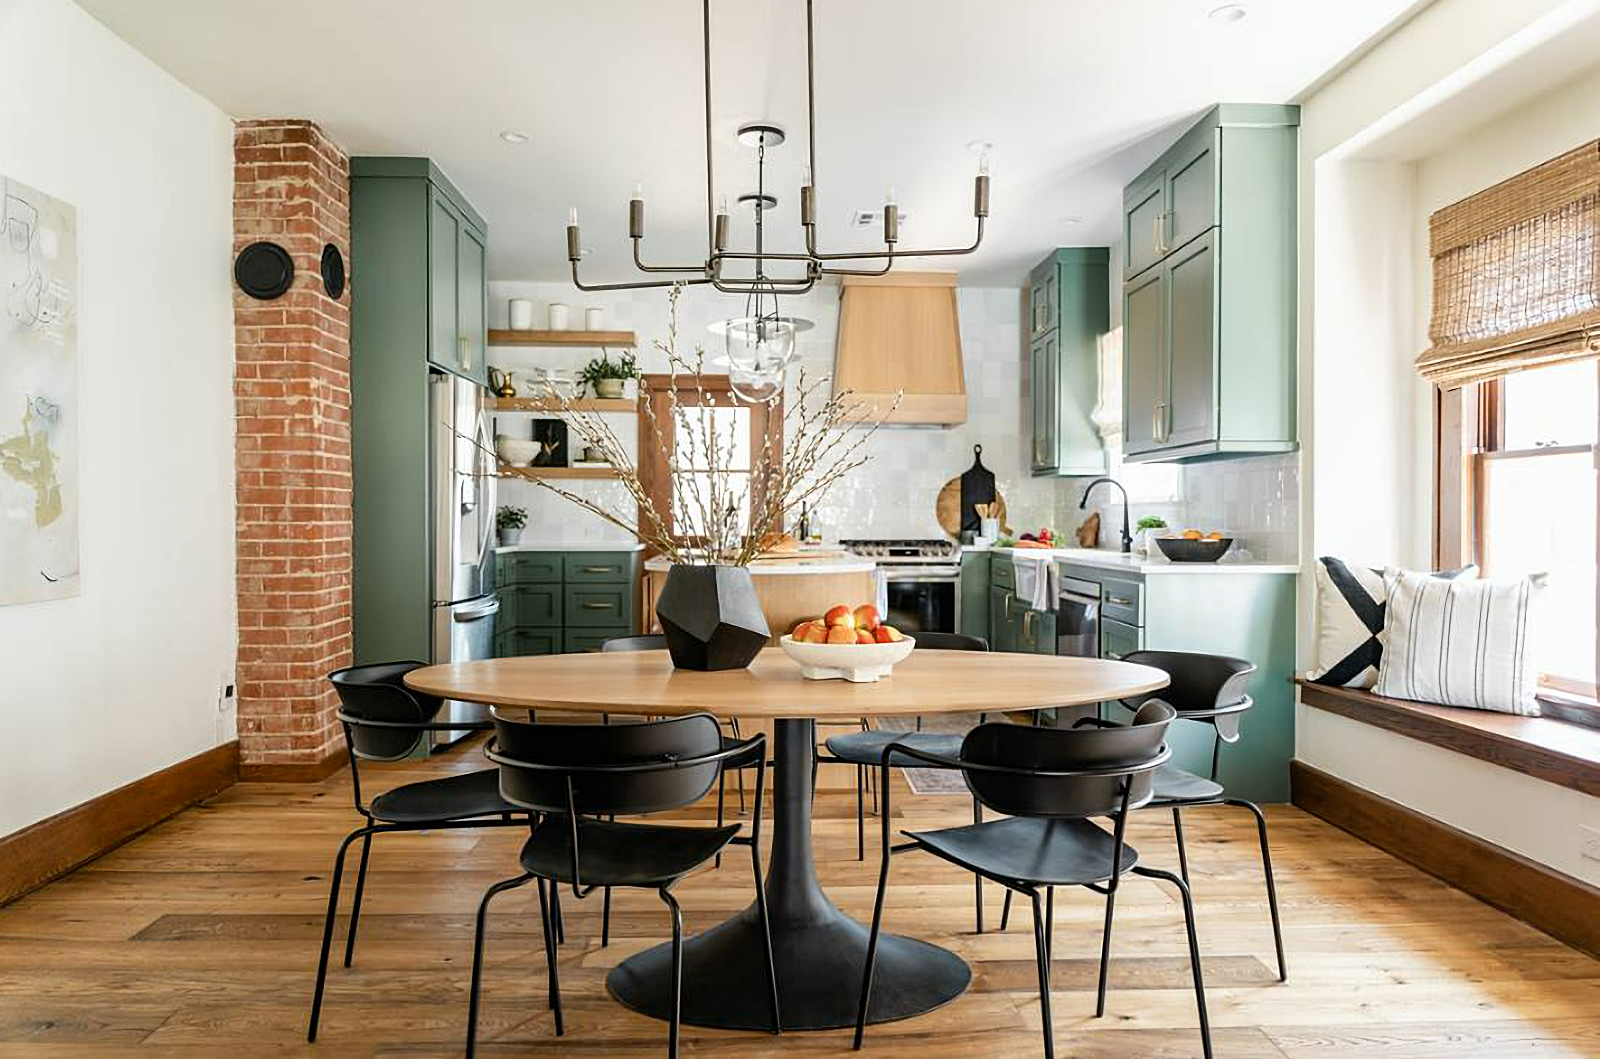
1, 737, 1597, 1058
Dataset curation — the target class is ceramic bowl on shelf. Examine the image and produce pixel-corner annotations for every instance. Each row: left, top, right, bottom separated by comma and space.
778, 634, 916, 683
1154, 536, 1234, 562
494, 437, 539, 467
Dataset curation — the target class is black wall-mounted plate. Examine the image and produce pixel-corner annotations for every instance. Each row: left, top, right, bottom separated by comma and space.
234, 241, 294, 300
320, 242, 345, 300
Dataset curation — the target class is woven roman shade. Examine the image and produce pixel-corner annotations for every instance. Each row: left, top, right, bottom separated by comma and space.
1420, 139, 1600, 389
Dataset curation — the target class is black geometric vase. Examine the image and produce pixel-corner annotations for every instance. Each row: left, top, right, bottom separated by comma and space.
656, 564, 770, 671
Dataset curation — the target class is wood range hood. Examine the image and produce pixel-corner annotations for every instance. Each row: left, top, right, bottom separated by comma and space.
832, 271, 966, 426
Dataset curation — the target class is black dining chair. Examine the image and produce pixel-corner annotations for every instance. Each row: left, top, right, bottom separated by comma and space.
853, 701, 1213, 1059
466, 712, 780, 1058
1092, 650, 1285, 983
307, 661, 535, 1043
816, 633, 999, 927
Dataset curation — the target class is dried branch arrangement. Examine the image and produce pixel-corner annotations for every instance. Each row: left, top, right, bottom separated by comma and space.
500, 285, 899, 567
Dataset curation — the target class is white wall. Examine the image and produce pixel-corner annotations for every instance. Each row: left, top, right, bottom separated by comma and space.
1296, 0, 1600, 883
485, 280, 1061, 543
0, 0, 237, 836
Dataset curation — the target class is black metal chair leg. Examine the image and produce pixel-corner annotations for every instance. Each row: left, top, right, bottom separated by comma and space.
972, 797, 984, 934
1135, 866, 1212, 1059
1172, 805, 1191, 884
856, 765, 866, 861
852, 830, 894, 1050
465, 872, 534, 1059
659, 888, 685, 1059
716, 770, 727, 869
1045, 885, 1054, 961
551, 881, 565, 945
737, 766, 747, 815
1227, 797, 1287, 981
307, 825, 371, 1042
1000, 889, 1013, 932
537, 878, 565, 1036
341, 830, 373, 968
1095, 881, 1118, 1017
1030, 888, 1055, 1059
602, 886, 613, 948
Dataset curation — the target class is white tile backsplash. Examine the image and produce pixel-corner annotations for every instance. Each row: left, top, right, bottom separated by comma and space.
486, 279, 1298, 559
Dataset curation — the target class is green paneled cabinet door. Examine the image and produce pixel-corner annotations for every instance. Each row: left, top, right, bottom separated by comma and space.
427, 190, 460, 376
1026, 248, 1110, 478
495, 550, 639, 658
1122, 267, 1166, 457
457, 223, 487, 385
1164, 230, 1217, 453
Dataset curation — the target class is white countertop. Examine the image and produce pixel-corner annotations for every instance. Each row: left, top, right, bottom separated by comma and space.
643, 557, 877, 576
984, 545, 1298, 576
495, 540, 646, 554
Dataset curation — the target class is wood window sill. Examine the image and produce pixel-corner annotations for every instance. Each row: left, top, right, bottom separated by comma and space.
1295, 679, 1600, 799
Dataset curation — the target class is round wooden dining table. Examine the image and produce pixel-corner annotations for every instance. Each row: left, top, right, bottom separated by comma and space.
406, 647, 1168, 1032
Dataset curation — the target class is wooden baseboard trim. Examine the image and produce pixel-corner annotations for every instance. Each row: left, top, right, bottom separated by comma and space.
1291, 759, 1600, 958
239, 752, 347, 783
0, 741, 239, 907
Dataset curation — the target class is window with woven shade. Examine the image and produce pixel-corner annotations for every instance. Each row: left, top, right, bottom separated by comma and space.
1420, 139, 1600, 389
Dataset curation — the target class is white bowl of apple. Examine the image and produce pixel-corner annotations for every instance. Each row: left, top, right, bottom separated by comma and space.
779, 603, 915, 683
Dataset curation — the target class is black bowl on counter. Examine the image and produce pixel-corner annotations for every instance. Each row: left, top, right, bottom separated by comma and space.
1154, 536, 1234, 563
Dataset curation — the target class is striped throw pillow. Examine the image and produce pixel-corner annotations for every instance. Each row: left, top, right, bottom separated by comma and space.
1374, 568, 1543, 716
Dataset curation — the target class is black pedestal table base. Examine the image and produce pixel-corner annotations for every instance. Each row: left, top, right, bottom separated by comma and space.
608, 718, 970, 1031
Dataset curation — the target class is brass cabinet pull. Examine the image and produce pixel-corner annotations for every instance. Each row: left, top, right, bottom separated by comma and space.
582, 601, 613, 610
1021, 610, 1035, 642
582, 566, 614, 574
1106, 595, 1132, 607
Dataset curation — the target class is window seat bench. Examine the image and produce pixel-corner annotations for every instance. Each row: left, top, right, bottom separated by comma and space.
1295, 680, 1600, 798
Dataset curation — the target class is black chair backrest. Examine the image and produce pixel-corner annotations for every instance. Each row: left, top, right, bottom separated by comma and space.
491, 712, 724, 817
329, 661, 443, 761
601, 634, 667, 652
910, 631, 988, 651
959, 701, 1174, 819
1118, 650, 1255, 739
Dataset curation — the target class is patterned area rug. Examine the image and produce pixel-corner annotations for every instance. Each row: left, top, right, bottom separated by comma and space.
871, 712, 983, 794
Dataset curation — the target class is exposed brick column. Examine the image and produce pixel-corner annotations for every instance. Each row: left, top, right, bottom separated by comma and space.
232, 120, 353, 779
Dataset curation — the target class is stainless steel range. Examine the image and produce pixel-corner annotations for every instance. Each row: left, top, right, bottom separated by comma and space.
841, 538, 962, 634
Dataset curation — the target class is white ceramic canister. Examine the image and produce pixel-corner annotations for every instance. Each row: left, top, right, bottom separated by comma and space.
547, 303, 570, 330
508, 298, 534, 330
585, 306, 605, 330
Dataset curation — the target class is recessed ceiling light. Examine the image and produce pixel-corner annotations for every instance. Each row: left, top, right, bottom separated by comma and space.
499, 130, 529, 144
1207, 3, 1247, 23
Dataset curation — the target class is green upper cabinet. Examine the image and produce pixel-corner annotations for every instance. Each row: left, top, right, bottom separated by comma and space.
353, 157, 488, 387
1120, 104, 1298, 464
1026, 248, 1110, 478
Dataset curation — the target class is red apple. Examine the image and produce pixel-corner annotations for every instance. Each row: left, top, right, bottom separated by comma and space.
798, 621, 829, 644
826, 624, 858, 645
855, 628, 875, 644
875, 624, 904, 643
823, 604, 856, 629
852, 604, 880, 631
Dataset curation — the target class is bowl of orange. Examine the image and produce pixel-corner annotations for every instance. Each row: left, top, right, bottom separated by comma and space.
779, 604, 915, 682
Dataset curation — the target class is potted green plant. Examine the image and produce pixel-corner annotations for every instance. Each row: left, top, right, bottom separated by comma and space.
578, 350, 638, 400
1134, 514, 1167, 555
496, 505, 528, 547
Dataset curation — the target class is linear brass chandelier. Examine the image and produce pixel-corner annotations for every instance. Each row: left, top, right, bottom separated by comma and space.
563, 0, 992, 298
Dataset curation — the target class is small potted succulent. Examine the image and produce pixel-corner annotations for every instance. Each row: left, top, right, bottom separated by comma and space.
578, 350, 638, 399
1134, 514, 1167, 555
496, 505, 528, 547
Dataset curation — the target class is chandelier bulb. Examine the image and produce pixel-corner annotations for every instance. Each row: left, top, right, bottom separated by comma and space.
632, 183, 644, 201
801, 165, 812, 189
568, 206, 579, 226
716, 193, 728, 216
885, 184, 897, 207
978, 152, 991, 177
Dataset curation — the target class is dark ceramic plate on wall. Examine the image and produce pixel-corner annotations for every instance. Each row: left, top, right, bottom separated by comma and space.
1154, 536, 1234, 562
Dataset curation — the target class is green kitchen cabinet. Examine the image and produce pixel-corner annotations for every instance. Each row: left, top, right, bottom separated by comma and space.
350, 157, 489, 665
1026, 248, 1110, 478
1016, 604, 1056, 655
958, 551, 992, 643
1120, 104, 1298, 463
495, 550, 639, 657
987, 585, 1016, 653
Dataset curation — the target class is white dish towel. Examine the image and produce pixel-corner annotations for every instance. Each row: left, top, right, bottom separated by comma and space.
1011, 553, 1056, 611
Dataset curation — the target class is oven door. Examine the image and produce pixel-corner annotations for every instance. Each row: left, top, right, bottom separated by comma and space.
1056, 576, 1100, 658
884, 568, 961, 635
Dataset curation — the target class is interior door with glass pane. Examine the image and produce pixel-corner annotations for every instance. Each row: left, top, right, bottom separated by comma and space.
673, 402, 753, 547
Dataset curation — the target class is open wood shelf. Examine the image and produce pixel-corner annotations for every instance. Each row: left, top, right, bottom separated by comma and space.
488, 329, 636, 347
498, 464, 621, 481
492, 396, 636, 413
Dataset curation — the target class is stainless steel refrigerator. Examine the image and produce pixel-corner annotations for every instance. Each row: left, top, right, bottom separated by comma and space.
429, 371, 499, 745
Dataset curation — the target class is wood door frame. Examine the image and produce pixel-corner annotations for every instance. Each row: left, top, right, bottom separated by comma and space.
636, 374, 784, 557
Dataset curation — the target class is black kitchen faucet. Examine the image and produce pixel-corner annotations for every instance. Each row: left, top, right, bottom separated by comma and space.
1079, 478, 1132, 553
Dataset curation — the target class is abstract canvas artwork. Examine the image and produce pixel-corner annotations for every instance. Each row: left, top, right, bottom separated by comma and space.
0, 175, 78, 605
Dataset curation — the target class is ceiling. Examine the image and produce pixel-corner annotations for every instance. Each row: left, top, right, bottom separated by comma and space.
80, 0, 1421, 286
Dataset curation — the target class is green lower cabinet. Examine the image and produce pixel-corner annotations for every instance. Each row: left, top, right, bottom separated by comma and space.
565, 628, 630, 653
496, 550, 639, 657
959, 552, 991, 643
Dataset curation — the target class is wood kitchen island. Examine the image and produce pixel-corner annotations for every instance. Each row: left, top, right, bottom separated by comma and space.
642, 555, 878, 641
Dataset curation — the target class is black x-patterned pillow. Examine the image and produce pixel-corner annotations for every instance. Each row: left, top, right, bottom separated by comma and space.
1307, 557, 1476, 688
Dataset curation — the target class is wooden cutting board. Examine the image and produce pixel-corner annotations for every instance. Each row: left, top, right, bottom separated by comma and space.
936, 478, 1008, 539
